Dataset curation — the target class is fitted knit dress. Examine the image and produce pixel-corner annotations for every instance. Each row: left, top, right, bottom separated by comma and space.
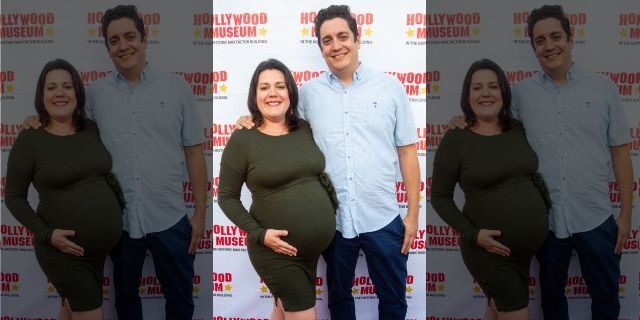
218, 121, 336, 311
5, 121, 122, 311
430, 123, 548, 311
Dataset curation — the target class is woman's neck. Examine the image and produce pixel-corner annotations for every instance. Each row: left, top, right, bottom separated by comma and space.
46, 118, 76, 136
471, 120, 501, 136
258, 120, 288, 136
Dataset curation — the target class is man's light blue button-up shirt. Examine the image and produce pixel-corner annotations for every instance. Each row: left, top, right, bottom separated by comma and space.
86, 63, 204, 238
512, 64, 630, 238
299, 64, 418, 239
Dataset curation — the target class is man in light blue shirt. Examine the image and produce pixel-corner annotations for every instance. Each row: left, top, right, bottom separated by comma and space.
503, 5, 631, 320
300, 5, 420, 319
86, 5, 208, 320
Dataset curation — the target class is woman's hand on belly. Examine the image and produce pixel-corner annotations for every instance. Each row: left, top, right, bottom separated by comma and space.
263, 229, 298, 257
51, 229, 85, 257
476, 229, 511, 256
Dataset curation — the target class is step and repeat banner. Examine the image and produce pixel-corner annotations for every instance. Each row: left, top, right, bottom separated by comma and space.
427, 1, 639, 319
209, 0, 426, 319
1, 1, 213, 319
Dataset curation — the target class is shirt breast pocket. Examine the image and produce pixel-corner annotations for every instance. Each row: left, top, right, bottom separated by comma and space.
141, 96, 182, 130
565, 95, 607, 131
353, 94, 395, 130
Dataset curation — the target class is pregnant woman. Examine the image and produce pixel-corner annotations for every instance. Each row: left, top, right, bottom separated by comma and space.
218, 58, 336, 320
5, 59, 123, 320
431, 59, 549, 320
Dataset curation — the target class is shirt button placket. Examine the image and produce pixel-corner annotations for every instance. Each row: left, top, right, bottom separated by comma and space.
557, 91, 570, 235
343, 87, 356, 235
131, 90, 144, 234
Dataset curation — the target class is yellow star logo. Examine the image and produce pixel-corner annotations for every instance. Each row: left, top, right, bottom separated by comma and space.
258, 27, 267, 36
473, 285, 481, 293
420, 86, 427, 95
513, 26, 522, 37
618, 286, 625, 293
220, 83, 228, 93
471, 27, 480, 37
260, 285, 269, 293
48, 285, 56, 293
528, 287, 536, 295
578, 28, 585, 37
406, 286, 413, 293
7, 84, 14, 93
364, 27, 373, 37
635, 85, 640, 94
619, 28, 628, 38
300, 27, 310, 37
406, 28, 415, 38
45, 27, 55, 37
437, 284, 446, 291
88, 27, 97, 36
432, 83, 440, 93
351, 287, 359, 295
11, 284, 19, 292
193, 28, 202, 38
224, 284, 233, 291
103, 287, 109, 294
315, 288, 322, 295
139, 286, 145, 294
151, 28, 160, 37
418, 194, 425, 201
564, 287, 571, 295
193, 286, 200, 294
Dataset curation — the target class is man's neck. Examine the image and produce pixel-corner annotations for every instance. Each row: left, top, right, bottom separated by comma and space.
545, 61, 572, 86
119, 63, 146, 86
333, 63, 359, 87
336, 73, 354, 86
123, 74, 141, 86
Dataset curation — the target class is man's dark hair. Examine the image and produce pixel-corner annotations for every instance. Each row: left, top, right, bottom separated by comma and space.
247, 59, 300, 132
102, 5, 145, 49
527, 5, 572, 48
34, 59, 87, 131
460, 59, 515, 131
314, 5, 359, 48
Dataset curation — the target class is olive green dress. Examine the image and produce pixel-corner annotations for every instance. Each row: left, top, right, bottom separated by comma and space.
430, 124, 548, 311
218, 121, 336, 311
5, 121, 122, 311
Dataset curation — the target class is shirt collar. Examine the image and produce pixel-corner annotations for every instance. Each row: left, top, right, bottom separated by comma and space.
326, 62, 364, 84
114, 61, 151, 83
540, 62, 578, 84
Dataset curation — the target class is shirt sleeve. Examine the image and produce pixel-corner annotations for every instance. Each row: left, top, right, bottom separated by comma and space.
298, 84, 309, 121
604, 79, 631, 146
177, 76, 205, 146
85, 84, 96, 121
511, 84, 522, 121
390, 77, 418, 146
217, 132, 266, 245
5, 133, 54, 245
430, 131, 479, 245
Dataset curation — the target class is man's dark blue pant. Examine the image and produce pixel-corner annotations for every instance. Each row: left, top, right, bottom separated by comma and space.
323, 215, 408, 320
110, 215, 195, 320
536, 215, 621, 320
